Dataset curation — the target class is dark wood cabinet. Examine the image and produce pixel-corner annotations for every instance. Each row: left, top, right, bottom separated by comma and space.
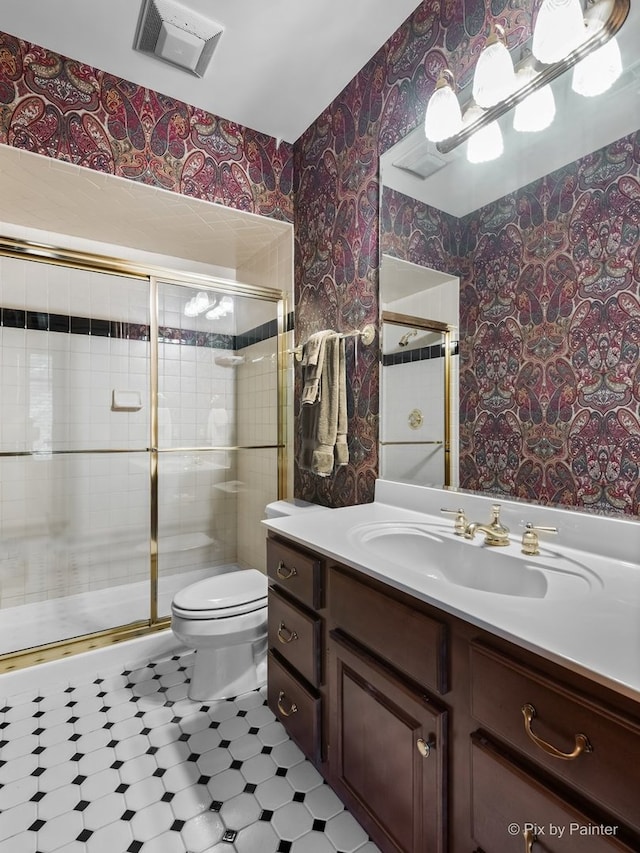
265, 531, 640, 853
328, 631, 447, 853
266, 535, 326, 764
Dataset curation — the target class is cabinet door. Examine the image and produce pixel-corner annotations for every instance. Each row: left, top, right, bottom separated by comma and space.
328, 631, 447, 853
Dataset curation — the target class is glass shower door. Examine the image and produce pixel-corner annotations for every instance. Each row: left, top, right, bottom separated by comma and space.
0, 257, 151, 657
155, 281, 282, 618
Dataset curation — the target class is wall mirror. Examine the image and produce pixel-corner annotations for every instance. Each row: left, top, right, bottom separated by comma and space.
379, 0, 640, 515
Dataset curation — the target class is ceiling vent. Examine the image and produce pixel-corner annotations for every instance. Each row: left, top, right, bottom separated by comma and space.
134, 0, 224, 77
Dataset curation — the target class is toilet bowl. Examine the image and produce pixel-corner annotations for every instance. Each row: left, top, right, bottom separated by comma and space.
171, 569, 268, 701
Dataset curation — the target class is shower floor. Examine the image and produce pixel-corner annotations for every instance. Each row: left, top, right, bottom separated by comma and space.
0, 647, 380, 853
0, 566, 234, 657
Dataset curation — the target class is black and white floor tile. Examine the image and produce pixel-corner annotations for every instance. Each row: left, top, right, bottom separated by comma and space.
0, 651, 380, 853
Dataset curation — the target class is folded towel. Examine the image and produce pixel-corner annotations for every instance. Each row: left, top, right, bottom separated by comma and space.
301, 330, 333, 405
300, 333, 349, 476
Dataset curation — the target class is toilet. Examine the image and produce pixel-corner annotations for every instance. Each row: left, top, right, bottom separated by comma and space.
171, 499, 328, 701
171, 569, 268, 701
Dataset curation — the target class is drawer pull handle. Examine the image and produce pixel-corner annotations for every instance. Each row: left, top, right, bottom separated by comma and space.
277, 690, 298, 717
416, 737, 435, 758
277, 622, 299, 644
523, 827, 536, 852
522, 703, 592, 760
276, 561, 297, 580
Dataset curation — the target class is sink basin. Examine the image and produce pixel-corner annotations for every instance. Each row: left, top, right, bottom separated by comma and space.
349, 521, 598, 599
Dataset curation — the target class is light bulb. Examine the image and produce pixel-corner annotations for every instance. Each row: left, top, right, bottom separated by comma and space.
532, 0, 586, 64
465, 105, 504, 163
513, 66, 556, 132
572, 21, 622, 97
472, 25, 516, 108
424, 71, 463, 142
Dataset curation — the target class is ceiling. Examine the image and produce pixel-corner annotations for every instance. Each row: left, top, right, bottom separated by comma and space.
0, 0, 421, 144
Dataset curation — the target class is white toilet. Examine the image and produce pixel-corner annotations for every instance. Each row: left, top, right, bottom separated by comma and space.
171, 499, 328, 701
171, 569, 268, 701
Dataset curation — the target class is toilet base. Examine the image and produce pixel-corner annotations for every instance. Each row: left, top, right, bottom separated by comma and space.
188, 638, 267, 701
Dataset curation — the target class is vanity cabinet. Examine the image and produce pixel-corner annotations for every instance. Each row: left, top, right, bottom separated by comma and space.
265, 536, 326, 763
265, 532, 640, 853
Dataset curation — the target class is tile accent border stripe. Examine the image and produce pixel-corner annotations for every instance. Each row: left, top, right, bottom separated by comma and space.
382, 340, 459, 367
1, 308, 296, 351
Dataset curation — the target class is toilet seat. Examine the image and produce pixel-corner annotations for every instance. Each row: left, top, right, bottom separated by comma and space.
171, 569, 267, 620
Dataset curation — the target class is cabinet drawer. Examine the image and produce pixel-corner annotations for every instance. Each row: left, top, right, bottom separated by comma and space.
471, 734, 636, 852
268, 588, 322, 687
470, 642, 640, 833
329, 567, 448, 694
268, 651, 321, 764
267, 537, 323, 609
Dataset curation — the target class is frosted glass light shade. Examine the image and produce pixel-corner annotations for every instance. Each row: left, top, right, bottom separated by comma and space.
424, 75, 463, 142
572, 23, 622, 96
532, 0, 586, 64
513, 66, 556, 132
465, 105, 504, 163
472, 28, 516, 108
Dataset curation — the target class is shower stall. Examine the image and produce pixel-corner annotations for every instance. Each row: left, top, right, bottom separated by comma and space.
0, 240, 288, 670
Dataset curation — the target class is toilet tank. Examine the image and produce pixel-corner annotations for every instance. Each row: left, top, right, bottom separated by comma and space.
264, 499, 329, 519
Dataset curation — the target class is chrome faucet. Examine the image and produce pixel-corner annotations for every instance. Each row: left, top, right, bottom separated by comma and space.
464, 504, 510, 547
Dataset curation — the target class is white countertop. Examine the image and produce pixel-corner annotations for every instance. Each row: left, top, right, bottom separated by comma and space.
263, 481, 640, 702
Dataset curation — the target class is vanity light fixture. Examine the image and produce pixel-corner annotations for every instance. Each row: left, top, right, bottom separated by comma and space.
571, 18, 622, 95
465, 105, 504, 163
531, 0, 586, 64
424, 71, 463, 143
472, 24, 517, 108
423, 0, 629, 156
513, 64, 556, 131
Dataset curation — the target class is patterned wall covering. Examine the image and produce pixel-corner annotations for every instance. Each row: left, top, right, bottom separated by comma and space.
0, 33, 294, 221
293, 0, 533, 507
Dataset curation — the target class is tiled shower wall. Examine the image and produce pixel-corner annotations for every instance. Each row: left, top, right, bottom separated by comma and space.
380, 277, 460, 488
0, 255, 282, 616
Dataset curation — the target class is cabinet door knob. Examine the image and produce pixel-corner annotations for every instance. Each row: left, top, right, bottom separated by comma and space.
277, 622, 299, 644
277, 690, 298, 717
276, 560, 297, 580
523, 827, 536, 852
416, 737, 435, 758
522, 703, 592, 760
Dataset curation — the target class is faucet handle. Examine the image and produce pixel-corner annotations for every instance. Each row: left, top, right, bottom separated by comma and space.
521, 522, 558, 556
440, 507, 467, 535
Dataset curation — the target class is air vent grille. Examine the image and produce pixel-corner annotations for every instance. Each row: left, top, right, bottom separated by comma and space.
134, 0, 224, 78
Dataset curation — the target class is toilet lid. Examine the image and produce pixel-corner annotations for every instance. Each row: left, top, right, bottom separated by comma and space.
173, 569, 268, 614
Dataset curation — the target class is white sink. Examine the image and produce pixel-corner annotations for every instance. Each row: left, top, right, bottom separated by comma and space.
349, 521, 600, 599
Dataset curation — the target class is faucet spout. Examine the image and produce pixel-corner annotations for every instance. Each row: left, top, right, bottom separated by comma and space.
464, 505, 510, 547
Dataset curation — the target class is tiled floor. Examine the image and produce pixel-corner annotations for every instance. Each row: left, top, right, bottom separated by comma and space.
0, 650, 380, 853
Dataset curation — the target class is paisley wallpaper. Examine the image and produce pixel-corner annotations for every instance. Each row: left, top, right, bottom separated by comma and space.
293, 0, 535, 507
0, 33, 294, 221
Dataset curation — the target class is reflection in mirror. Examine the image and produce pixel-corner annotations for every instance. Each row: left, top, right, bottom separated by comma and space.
379, 258, 459, 488
379, 3, 640, 516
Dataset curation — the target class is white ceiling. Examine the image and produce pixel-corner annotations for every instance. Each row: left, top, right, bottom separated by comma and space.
0, 0, 421, 144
